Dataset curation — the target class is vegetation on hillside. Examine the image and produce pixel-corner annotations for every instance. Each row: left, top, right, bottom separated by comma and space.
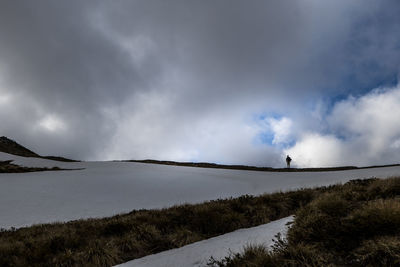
210, 177, 400, 266
1, 177, 398, 266
0, 185, 332, 266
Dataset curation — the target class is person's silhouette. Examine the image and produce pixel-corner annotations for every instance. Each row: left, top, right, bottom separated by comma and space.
286, 155, 292, 168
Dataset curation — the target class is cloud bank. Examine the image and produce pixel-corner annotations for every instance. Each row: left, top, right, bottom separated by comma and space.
0, 1, 400, 167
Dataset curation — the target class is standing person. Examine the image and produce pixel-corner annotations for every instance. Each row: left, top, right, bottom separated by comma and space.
286, 155, 292, 168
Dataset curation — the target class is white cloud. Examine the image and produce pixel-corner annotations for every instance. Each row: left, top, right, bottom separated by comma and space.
286, 84, 400, 167
0, 73, 11, 106
103, 83, 400, 168
100, 87, 282, 166
0, 93, 10, 106
285, 133, 345, 167
38, 115, 66, 132
267, 117, 293, 145
391, 139, 400, 149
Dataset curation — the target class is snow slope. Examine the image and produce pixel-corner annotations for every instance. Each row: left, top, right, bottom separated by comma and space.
116, 216, 294, 267
1, 152, 400, 229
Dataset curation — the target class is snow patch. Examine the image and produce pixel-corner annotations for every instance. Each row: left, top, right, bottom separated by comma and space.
116, 216, 293, 267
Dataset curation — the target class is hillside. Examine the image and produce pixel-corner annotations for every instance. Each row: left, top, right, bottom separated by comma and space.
0, 136, 77, 162
0, 136, 39, 157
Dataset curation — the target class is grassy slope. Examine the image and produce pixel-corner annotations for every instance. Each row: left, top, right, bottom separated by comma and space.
0, 185, 333, 266
2, 178, 398, 267
211, 177, 400, 266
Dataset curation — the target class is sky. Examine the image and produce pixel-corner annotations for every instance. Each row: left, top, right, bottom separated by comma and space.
0, 0, 400, 167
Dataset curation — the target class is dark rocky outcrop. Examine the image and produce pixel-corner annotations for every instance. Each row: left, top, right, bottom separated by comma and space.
0, 136, 39, 157
0, 136, 78, 162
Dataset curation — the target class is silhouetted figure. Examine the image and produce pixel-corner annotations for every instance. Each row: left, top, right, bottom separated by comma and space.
286, 155, 292, 168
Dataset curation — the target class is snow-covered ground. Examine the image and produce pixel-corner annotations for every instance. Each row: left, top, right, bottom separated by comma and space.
116, 216, 293, 267
1, 151, 400, 229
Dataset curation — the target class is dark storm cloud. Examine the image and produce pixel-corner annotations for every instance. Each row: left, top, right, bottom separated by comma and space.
96, 0, 400, 115
0, 1, 400, 166
97, 1, 308, 109
0, 1, 154, 158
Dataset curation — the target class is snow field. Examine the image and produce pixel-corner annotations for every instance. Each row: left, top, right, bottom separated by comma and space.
1, 152, 400, 229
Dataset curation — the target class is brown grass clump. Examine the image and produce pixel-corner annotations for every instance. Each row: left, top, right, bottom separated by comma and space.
212, 177, 400, 266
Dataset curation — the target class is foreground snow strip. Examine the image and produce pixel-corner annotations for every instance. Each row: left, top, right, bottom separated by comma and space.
115, 216, 293, 267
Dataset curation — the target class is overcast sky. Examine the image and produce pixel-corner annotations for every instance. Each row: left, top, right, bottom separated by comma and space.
1, 1, 400, 167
